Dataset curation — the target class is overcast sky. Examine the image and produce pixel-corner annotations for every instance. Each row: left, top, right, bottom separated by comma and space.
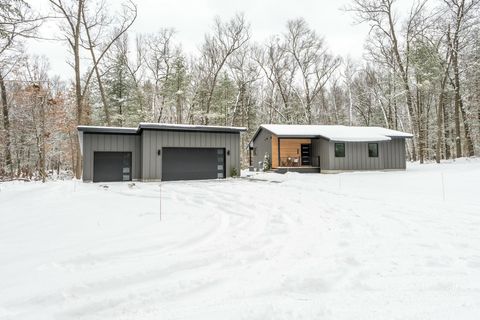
28, 0, 381, 78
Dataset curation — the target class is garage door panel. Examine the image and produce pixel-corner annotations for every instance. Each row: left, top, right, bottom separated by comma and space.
162, 148, 225, 181
93, 152, 132, 182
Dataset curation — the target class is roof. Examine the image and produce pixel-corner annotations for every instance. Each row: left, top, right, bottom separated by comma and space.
77, 123, 247, 134
251, 124, 413, 143
138, 123, 246, 133
77, 126, 138, 134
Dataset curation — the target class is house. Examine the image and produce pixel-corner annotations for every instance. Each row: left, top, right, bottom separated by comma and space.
248, 124, 413, 173
77, 123, 246, 182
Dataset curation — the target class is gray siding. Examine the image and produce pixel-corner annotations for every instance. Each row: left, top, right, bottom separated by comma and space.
311, 138, 330, 170
251, 128, 272, 170
319, 138, 406, 171
141, 130, 241, 180
82, 133, 141, 181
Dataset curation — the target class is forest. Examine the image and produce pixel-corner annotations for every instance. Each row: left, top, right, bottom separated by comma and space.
0, 0, 479, 180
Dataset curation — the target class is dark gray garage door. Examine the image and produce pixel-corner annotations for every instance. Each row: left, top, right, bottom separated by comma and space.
93, 152, 132, 182
162, 148, 225, 181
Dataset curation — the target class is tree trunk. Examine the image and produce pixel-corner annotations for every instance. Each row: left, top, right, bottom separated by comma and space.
460, 100, 475, 156
83, 9, 111, 126
73, 0, 84, 179
436, 90, 445, 163
451, 50, 463, 158
39, 94, 47, 182
387, 9, 417, 161
442, 93, 451, 159
0, 72, 13, 177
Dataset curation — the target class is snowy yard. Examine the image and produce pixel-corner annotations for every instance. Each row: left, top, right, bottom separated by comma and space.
1, 159, 480, 320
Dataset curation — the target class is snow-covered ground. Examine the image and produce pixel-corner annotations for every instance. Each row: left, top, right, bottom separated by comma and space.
1, 159, 480, 320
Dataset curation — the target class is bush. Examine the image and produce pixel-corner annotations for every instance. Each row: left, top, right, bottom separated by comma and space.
263, 152, 271, 171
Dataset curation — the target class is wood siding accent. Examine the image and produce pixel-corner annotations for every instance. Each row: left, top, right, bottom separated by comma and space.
274, 138, 311, 168
82, 133, 141, 181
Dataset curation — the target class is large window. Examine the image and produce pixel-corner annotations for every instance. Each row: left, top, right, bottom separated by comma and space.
335, 143, 345, 157
368, 143, 379, 157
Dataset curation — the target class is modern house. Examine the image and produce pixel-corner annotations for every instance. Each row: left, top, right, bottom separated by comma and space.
248, 124, 413, 173
77, 123, 246, 182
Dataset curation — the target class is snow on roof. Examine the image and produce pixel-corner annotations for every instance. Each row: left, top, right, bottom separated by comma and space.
139, 123, 247, 132
77, 123, 247, 134
77, 126, 138, 134
258, 124, 413, 142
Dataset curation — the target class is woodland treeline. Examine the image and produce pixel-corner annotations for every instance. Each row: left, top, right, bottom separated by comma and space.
0, 0, 479, 180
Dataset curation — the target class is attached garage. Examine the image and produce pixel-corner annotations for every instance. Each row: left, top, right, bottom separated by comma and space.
93, 152, 132, 182
161, 148, 225, 181
78, 123, 245, 182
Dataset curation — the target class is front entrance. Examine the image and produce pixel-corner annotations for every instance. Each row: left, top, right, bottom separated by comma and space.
301, 144, 312, 166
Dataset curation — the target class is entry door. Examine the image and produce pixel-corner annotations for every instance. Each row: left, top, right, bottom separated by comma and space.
93, 152, 132, 182
162, 148, 225, 181
301, 144, 311, 166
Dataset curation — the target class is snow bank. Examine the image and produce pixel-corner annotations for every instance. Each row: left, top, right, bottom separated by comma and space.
0, 159, 479, 319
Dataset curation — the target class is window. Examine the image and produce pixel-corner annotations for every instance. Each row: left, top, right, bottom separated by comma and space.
368, 143, 378, 157
335, 143, 345, 157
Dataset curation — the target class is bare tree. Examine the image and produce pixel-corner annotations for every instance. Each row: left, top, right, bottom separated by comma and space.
144, 28, 177, 122
198, 13, 250, 125
49, 0, 137, 178
284, 18, 341, 124
81, 0, 137, 125
442, 0, 478, 157
347, 0, 430, 161
0, 0, 43, 177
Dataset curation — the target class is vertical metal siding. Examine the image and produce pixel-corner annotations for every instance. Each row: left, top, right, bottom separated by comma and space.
141, 130, 241, 180
251, 129, 272, 170
82, 133, 141, 181
324, 138, 407, 170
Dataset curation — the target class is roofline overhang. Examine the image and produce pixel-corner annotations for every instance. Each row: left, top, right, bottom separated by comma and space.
77, 123, 247, 135
248, 126, 413, 149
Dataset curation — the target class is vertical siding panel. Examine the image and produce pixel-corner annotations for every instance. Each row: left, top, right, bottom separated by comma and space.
83, 135, 90, 180
392, 139, 397, 169
397, 139, 402, 169
235, 134, 238, 175
396, 139, 400, 169
174, 131, 179, 146
390, 139, 394, 168
359, 143, 363, 170
382, 141, 387, 169
147, 131, 152, 180
143, 132, 147, 179
363, 143, 368, 170
158, 131, 162, 179
227, 134, 231, 176
387, 140, 392, 169
137, 136, 141, 179
169, 130, 174, 147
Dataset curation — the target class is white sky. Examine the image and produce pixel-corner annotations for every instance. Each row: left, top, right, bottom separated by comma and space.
26, 0, 408, 79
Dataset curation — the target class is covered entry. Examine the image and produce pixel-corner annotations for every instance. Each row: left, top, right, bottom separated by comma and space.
93, 152, 132, 182
162, 147, 225, 181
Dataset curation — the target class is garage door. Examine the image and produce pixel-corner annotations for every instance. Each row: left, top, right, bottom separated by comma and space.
93, 152, 132, 182
162, 148, 225, 181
